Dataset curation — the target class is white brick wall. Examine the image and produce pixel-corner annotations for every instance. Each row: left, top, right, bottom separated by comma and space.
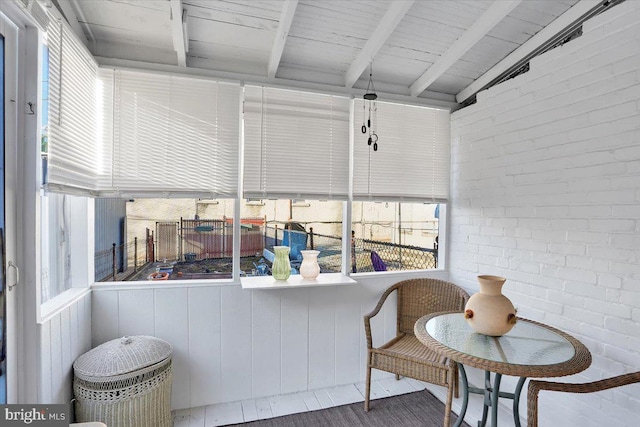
449, 1, 640, 426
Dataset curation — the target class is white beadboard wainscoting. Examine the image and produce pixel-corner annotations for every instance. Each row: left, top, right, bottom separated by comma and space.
91, 271, 451, 411
38, 290, 93, 404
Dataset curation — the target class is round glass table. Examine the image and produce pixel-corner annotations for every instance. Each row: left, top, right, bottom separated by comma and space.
414, 312, 591, 427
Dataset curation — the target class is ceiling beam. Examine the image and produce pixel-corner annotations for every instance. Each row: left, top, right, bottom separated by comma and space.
170, 0, 188, 67
55, 0, 90, 47
456, 0, 602, 103
69, 0, 96, 46
409, 0, 522, 97
268, 0, 299, 79
96, 56, 459, 110
344, 0, 414, 88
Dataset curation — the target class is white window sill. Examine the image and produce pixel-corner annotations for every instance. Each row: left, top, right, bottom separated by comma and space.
240, 273, 356, 289
40, 287, 91, 323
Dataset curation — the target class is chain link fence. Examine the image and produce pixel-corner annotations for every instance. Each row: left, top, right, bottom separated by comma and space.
351, 235, 437, 273
264, 222, 437, 273
97, 221, 438, 281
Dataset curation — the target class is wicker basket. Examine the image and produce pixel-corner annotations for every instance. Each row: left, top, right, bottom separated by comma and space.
73, 335, 173, 427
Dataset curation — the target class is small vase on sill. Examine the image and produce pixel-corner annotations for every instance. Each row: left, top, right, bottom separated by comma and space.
272, 246, 291, 281
299, 250, 320, 279
464, 275, 517, 336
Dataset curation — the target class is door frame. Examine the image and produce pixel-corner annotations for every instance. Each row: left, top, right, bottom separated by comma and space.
0, 9, 19, 403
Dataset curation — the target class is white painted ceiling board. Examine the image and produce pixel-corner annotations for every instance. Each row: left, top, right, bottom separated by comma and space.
67, 0, 591, 107
280, 41, 355, 75
77, 0, 172, 49
188, 16, 275, 51
188, 39, 271, 67
280, 0, 389, 78
408, 0, 495, 31
185, 1, 280, 31
510, 0, 580, 25
427, 74, 475, 96
452, 36, 521, 75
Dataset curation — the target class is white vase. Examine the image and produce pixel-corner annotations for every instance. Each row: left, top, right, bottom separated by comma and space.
299, 250, 320, 279
464, 275, 517, 336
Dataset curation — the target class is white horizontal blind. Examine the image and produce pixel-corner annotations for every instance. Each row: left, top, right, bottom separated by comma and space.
46, 18, 100, 194
353, 100, 450, 202
100, 69, 240, 198
244, 86, 350, 200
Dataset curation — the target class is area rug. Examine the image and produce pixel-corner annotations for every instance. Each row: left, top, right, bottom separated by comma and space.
227, 390, 470, 427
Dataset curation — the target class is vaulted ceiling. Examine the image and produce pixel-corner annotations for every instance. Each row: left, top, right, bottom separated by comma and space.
51, 0, 614, 108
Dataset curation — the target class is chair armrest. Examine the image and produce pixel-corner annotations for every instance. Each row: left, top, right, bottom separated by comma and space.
527, 372, 640, 427
364, 284, 400, 350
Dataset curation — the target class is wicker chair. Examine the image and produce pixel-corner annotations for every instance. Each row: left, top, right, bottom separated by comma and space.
363, 278, 469, 427
527, 372, 640, 427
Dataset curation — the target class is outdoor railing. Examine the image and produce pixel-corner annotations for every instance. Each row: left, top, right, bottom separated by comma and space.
264, 223, 437, 273
351, 236, 437, 272
96, 221, 438, 281
95, 237, 149, 282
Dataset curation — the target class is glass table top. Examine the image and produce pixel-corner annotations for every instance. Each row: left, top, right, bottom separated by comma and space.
425, 313, 575, 366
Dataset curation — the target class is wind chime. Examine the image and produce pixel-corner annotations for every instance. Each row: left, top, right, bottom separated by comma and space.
361, 64, 379, 151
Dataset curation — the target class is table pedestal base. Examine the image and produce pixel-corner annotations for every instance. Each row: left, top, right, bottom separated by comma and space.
454, 363, 527, 427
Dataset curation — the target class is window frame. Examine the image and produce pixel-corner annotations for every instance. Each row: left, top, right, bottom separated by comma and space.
35, 56, 450, 290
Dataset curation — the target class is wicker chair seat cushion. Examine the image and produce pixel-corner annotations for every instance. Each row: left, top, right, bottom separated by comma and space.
371, 334, 450, 384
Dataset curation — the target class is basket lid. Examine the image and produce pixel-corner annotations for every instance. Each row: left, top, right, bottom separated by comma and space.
74, 335, 172, 378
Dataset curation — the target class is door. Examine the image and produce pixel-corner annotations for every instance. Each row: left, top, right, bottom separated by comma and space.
0, 12, 18, 403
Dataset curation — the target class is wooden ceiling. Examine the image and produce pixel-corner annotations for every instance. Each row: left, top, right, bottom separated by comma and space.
50, 0, 609, 108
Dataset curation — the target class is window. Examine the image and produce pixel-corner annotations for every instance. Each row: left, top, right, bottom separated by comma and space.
243, 85, 350, 200
40, 38, 74, 303
351, 202, 440, 273
349, 100, 449, 273
38, 22, 450, 284
352, 99, 450, 202
88, 91, 450, 281
40, 193, 72, 302
44, 16, 99, 194
94, 198, 236, 282
92, 69, 242, 282
97, 198, 344, 281
40, 12, 99, 302
241, 86, 350, 277
98, 70, 240, 198
242, 199, 343, 276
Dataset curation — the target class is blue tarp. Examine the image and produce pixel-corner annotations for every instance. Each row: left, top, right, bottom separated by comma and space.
283, 229, 307, 261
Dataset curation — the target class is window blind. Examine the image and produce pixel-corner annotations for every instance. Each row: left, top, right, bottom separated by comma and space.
46, 18, 100, 195
99, 69, 241, 198
352, 100, 450, 202
243, 85, 350, 200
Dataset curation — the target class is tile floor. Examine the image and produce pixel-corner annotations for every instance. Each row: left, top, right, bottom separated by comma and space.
173, 377, 430, 427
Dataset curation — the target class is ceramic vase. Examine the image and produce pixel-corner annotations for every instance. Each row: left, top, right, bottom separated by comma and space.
464, 275, 517, 336
272, 246, 291, 281
299, 250, 320, 279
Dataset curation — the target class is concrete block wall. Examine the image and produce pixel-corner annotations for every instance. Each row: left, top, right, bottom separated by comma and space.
449, 2, 640, 426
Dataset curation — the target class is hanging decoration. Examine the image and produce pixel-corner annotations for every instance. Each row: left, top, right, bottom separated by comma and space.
361, 64, 379, 151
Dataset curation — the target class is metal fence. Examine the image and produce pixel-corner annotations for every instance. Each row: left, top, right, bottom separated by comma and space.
180, 219, 227, 260
95, 220, 437, 281
153, 217, 265, 262
351, 234, 437, 273
156, 222, 179, 261
264, 224, 343, 272
263, 223, 437, 273
95, 236, 149, 282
